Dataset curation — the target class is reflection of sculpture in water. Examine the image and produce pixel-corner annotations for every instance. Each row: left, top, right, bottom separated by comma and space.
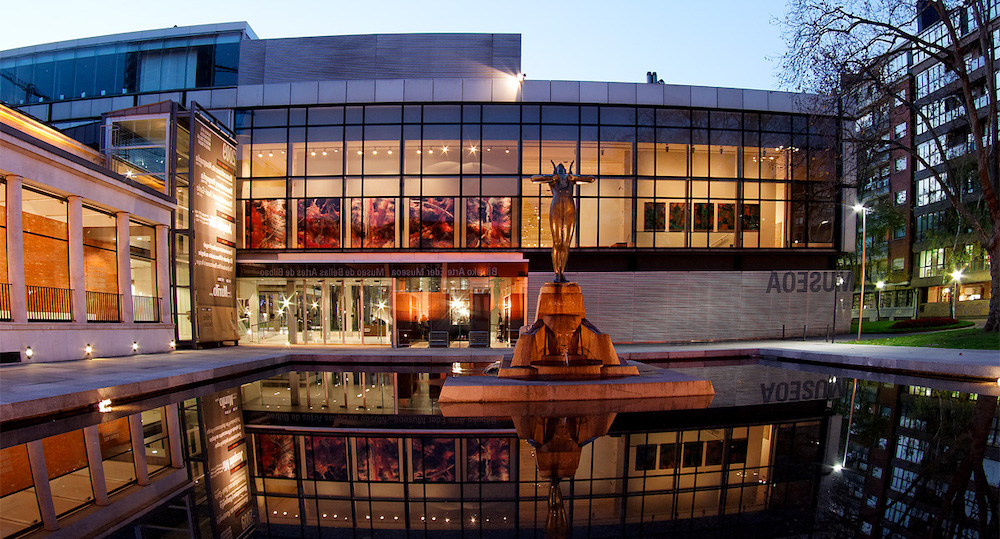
532, 162, 594, 282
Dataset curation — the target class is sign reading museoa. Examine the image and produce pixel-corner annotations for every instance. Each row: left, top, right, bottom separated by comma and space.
191, 114, 239, 343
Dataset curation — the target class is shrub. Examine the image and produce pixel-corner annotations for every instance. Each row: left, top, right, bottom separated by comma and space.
890, 317, 960, 330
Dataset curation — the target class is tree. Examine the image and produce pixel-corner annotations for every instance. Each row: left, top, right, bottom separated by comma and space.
780, 0, 999, 331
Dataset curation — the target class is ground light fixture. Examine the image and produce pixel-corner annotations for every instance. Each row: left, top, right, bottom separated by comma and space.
950, 269, 964, 318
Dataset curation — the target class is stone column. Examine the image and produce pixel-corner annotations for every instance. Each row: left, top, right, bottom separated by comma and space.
6, 176, 27, 324
321, 279, 330, 344
164, 403, 184, 468
116, 212, 134, 323
129, 414, 150, 485
285, 280, 297, 344
67, 196, 87, 323
155, 225, 170, 324
289, 371, 301, 406
83, 425, 109, 505
26, 440, 58, 531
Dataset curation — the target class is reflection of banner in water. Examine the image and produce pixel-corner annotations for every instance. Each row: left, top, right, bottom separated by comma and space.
305, 436, 348, 481
258, 433, 296, 478
357, 437, 400, 481
201, 386, 253, 538
466, 437, 510, 482
466, 197, 512, 248
412, 438, 456, 482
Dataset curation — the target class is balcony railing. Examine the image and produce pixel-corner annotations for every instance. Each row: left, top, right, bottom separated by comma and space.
132, 295, 160, 323
86, 291, 122, 322
26, 285, 72, 322
0, 283, 9, 321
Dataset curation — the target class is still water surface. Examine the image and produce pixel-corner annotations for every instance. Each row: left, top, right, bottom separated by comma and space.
3, 360, 997, 539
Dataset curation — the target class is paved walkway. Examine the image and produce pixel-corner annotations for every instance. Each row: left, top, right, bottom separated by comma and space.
1, 336, 997, 425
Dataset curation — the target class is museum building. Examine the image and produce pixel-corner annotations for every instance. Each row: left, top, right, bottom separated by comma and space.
1, 23, 856, 351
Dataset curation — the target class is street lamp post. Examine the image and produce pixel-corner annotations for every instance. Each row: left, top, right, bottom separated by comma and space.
853, 204, 869, 341
875, 280, 885, 321
832, 276, 845, 342
950, 269, 964, 319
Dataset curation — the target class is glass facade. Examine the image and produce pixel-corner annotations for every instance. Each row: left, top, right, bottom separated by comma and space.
237, 104, 840, 252
0, 35, 241, 105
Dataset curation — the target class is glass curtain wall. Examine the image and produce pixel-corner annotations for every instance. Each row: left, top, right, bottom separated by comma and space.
237, 104, 838, 253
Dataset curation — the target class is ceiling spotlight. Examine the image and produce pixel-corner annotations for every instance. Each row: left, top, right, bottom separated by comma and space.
322, 150, 328, 156
311, 151, 316, 156
357, 150, 363, 155
268, 151, 273, 157
372, 149, 378, 155
416, 150, 422, 154
257, 152, 263, 158
505, 148, 510, 154
387, 149, 392, 155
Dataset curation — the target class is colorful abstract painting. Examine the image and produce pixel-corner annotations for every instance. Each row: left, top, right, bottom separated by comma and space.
411, 438, 456, 482
305, 436, 348, 481
351, 198, 395, 248
717, 203, 736, 232
742, 203, 761, 231
466, 197, 513, 248
693, 203, 714, 231
297, 198, 341, 248
356, 437, 400, 482
466, 438, 510, 482
408, 197, 455, 248
668, 203, 686, 232
258, 433, 295, 478
644, 202, 666, 231
247, 199, 286, 249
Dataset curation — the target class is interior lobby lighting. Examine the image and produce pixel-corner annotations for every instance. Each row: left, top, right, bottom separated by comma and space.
469, 145, 477, 153
441, 146, 449, 153
322, 150, 328, 155
268, 151, 273, 157
505, 148, 510, 153
311, 151, 316, 156
24, 346, 32, 359
416, 149, 422, 154
372, 149, 378, 155
357, 150, 363, 155
387, 149, 392, 155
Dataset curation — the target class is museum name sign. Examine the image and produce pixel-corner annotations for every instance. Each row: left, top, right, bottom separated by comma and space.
765, 270, 853, 294
238, 262, 529, 279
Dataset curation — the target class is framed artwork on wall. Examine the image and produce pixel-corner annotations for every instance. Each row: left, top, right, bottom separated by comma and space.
693, 203, 714, 231
669, 203, 686, 231
742, 203, 761, 231
644, 201, 666, 231
717, 203, 736, 232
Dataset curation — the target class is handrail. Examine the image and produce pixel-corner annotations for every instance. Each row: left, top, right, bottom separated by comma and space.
86, 291, 122, 322
26, 285, 72, 321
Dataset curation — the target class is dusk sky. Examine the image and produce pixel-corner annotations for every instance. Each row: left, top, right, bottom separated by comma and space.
1, 0, 792, 90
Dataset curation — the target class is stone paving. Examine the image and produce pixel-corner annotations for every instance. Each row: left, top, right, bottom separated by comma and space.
1, 336, 997, 424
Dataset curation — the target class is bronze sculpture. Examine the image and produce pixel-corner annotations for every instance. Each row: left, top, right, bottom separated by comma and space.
532, 162, 594, 282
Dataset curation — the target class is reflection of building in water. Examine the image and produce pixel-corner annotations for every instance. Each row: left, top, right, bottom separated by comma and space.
826, 380, 1000, 539
241, 368, 833, 536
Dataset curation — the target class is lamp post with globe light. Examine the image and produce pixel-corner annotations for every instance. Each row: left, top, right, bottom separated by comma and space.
950, 269, 964, 319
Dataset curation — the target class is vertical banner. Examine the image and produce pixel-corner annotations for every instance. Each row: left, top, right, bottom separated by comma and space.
201, 387, 253, 539
191, 115, 239, 343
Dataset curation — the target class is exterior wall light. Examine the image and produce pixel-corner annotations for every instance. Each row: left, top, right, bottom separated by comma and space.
132, 341, 139, 352
24, 346, 33, 359
169, 340, 176, 349
85, 344, 93, 356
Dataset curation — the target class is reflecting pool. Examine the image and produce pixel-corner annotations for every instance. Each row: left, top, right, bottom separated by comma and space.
1, 361, 997, 538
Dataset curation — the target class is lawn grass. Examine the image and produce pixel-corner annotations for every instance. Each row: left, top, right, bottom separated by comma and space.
850, 319, 975, 334
855, 328, 1000, 349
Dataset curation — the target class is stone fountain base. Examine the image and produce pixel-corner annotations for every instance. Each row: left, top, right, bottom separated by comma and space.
438, 360, 715, 404
439, 281, 714, 403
